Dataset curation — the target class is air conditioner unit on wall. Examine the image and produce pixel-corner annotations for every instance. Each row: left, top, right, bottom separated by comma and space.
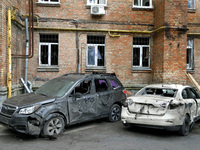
91, 5, 105, 15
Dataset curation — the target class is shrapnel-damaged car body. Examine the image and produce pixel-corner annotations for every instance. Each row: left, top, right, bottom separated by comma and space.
121, 84, 200, 136
0, 73, 126, 138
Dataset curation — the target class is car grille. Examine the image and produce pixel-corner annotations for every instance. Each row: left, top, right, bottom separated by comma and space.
1, 104, 17, 116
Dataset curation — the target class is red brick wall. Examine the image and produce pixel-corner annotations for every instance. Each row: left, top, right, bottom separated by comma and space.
1, 0, 200, 99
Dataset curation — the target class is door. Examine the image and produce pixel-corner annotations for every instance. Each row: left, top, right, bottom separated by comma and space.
95, 79, 111, 115
182, 88, 198, 118
68, 80, 97, 124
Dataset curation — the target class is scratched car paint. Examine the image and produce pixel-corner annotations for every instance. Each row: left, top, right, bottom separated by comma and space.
0, 73, 126, 138
121, 84, 200, 136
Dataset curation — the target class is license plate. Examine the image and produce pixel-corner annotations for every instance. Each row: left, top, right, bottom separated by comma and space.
0, 115, 10, 125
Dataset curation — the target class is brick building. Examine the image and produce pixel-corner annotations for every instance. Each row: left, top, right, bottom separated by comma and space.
0, 0, 200, 101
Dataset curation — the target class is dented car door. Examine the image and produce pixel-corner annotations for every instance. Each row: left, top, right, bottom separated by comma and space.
68, 79, 97, 124
95, 78, 111, 114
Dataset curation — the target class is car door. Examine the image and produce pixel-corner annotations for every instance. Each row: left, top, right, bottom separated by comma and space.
188, 88, 200, 117
182, 88, 198, 118
68, 79, 97, 124
95, 78, 111, 115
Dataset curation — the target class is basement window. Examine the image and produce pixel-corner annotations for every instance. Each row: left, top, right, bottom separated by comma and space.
132, 37, 150, 70
87, 0, 107, 6
87, 35, 105, 68
187, 38, 194, 70
132, 0, 153, 9
39, 34, 59, 67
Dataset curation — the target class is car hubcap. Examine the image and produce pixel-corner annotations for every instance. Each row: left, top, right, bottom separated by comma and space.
111, 107, 120, 121
47, 118, 63, 135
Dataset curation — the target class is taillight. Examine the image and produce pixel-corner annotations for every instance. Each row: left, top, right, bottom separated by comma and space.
123, 90, 127, 96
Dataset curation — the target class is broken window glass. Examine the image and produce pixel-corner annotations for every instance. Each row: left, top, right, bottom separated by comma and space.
109, 80, 119, 89
188, 0, 195, 9
133, 37, 150, 68
133, 0, 151, 7
187, 38, 194, 70
95, 79, 108, 92
87, 35, 105, 67
39, 34, 59, 66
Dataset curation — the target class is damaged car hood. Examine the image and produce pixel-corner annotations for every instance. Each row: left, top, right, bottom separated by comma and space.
3, 93, 55, 107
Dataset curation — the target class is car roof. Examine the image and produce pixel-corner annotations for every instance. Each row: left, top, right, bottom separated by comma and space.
144, 84, 190, 90
60, 73, 117, 82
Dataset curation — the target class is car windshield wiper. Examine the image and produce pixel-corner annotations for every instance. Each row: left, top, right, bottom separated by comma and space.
38, 93, 49, 97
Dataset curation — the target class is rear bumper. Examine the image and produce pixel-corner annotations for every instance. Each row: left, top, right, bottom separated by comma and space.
121, 106, 184, 131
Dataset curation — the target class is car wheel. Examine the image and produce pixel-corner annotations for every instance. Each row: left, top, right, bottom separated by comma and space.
108, 104, 121, 122
179, 115, 190, 136
42, 114, 65, 138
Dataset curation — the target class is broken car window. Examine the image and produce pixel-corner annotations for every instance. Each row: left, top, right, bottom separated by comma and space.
95, 79, 108, 92
141, 88, 177, 97
71, 80, 92, 97
109, 80, 119, 89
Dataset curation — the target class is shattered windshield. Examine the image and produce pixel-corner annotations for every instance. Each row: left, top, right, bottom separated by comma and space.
138, 88, 177, 97
35, 78, 75, 98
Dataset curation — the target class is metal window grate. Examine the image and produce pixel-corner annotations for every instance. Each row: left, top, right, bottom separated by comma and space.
87, 35, 105, 44
133, 37, 149, 45
40, 34, 58, 43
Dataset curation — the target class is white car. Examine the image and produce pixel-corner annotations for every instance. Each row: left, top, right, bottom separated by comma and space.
121, 84, 200, 136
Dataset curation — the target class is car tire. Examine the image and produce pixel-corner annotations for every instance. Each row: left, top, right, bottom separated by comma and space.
108, 104, 121, 122
42, 114, 65, 138
179, 115, 190, 136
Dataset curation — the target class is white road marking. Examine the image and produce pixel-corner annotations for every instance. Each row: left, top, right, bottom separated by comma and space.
62, 125, 97, 135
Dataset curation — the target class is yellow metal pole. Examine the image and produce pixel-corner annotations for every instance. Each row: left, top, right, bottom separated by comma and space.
7, 8, 12, 98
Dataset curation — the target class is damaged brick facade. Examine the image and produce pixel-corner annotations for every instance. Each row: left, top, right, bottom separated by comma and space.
0, 0, 200, 101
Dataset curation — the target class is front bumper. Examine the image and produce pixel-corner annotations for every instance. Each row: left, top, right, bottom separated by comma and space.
121, 106, 184, 131
0, 113, 43, 136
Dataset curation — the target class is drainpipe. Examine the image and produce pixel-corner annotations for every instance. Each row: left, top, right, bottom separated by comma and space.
7, 8, 12, 98
24, 18, 29, 92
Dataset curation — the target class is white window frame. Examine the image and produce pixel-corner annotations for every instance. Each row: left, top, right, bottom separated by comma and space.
87, 0, 107, 6
39, 36, 59, 66
188, 0, 195, 9
87, 44, 105, 67
132, 0, 153, 9
132, 38, 150, 69
38, 0, 60, 4
187, 38, 194, 70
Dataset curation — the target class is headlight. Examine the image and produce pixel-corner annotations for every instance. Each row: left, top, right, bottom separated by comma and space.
18, 105, 40, 115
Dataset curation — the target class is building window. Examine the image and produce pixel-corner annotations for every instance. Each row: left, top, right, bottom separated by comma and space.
39, 34, 59, 66
38, 0, 60, 3
133, 0, 153, 8
188, 0, 195, 9
187, 38, 194, 70
87, 0, 107, 5
132, 37, 150, 69
87, 35, 105, 67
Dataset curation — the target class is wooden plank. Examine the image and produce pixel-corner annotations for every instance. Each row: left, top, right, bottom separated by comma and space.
185, 72, 200, 94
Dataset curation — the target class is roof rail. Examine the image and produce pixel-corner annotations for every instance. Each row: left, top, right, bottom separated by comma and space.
92, 72, 116, 77
63, 73, 86, 76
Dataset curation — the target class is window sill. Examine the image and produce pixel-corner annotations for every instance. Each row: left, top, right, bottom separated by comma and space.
37, 66, 59, 72
85, 4, 108, 9
132, 6, 154, 11
85, 66, 106, 73
186, 69, 195, 73
188, 9, 196, 13
36, 2, 61, 7
131, 67, 152, 73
